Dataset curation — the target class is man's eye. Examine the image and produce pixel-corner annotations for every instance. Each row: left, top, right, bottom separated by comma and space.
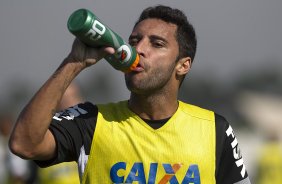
129, 39, 138, 46
152, 41, 164, 48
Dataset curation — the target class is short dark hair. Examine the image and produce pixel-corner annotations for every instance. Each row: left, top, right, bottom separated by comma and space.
135, 5, 197, 63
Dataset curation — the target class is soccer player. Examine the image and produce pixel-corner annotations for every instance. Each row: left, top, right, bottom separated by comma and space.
9, 5, 251, 183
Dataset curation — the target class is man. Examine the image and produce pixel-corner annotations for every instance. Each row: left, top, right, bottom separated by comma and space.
9, 5, 251, 184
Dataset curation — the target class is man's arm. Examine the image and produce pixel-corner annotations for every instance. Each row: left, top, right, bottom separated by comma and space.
215, 114, 251, 184
9, 39, 114, 161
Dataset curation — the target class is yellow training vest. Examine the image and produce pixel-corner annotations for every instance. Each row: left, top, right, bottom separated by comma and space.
82, 101, 216, 184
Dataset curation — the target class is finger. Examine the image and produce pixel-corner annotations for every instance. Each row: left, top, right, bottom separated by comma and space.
103, 47, 115, 55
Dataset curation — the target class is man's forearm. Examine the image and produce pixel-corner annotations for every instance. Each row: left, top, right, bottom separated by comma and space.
9, 60, 85, 160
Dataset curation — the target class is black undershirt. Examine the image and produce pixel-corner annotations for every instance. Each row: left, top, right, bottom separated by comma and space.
142, 117, 171, 129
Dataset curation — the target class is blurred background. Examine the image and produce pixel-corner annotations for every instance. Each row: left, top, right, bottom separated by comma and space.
1, 0, 281, 183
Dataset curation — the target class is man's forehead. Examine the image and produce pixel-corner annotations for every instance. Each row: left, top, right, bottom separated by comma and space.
131, 18, 177, 37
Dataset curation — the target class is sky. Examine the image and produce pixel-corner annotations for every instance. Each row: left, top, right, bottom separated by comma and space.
0, 0, 282, 106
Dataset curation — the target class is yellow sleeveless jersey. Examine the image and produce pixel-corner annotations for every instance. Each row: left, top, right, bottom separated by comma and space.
82, 101, 216, 184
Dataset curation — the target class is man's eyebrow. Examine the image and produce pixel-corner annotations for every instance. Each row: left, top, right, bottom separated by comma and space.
128, 34, 141, 40
128, 34, 168, 44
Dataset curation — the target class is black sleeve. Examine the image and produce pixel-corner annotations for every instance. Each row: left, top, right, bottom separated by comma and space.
215, 113, 251, 184
35, 102, 98, 168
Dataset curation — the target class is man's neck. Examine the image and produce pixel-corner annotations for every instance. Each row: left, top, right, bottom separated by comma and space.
128, 92, 179, 120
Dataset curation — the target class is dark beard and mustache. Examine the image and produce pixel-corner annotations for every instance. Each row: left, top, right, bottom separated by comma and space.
124, 60, 176, 95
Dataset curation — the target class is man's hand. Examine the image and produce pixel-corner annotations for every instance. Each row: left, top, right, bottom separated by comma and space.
65, 38, 115, 68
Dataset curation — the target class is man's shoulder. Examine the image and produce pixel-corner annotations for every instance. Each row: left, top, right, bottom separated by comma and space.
178, 100, 215, 122
52, 101, 98, 122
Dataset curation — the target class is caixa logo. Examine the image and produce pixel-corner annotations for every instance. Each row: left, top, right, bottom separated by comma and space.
110, 162, 200, 184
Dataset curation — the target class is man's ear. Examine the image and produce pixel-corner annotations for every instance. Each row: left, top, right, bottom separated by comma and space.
175, 57, 192, 75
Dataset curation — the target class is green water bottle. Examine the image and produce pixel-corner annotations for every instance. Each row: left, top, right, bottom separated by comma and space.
67, 9, 139, 72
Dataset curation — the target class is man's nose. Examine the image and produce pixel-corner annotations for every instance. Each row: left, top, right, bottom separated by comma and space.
135, 39, 148, 57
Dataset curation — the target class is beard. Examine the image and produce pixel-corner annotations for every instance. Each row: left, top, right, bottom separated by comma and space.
124, 61, 176, 95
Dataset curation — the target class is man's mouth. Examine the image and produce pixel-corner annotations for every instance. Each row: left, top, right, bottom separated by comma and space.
132, 61, 144, 72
